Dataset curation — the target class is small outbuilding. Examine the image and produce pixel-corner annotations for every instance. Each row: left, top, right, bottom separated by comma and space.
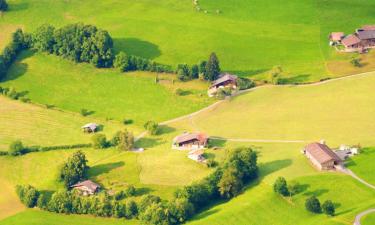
71, 180, 100, 196
188, 149, 206, 163
172, 132, 208, 150
208, 73, 238, 97
329, 32, 344, 44
82, 123, 98, 133
303, 142, 342, 170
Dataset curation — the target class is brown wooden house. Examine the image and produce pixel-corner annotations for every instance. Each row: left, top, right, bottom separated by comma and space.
303, 142, 342, 170
172, 132, 208, 150
71, 180, 100, 195
208, 74, 238, 97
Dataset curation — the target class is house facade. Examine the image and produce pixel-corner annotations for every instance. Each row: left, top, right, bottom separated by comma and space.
172, 132, 208, 150
208, 73, 238, 97
303, 142, 342, 170
71, 180, 100, 196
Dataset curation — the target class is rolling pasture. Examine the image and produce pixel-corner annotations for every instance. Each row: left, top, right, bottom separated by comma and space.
1, 0, 375, 82
347, 147, 375, 185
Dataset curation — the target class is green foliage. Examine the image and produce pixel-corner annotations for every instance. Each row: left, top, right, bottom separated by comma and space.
80, 108, 90, 117
124, 185, 136, 197
199, 61, 207, 78
166, 198, 194, 225
114, 52, 129, 72
59, 151, 88, 188
9, 140, 25, 156
16, 185, 40, 208
139, 202, 167, 225
144, 121, 159, 135
177, 64, 191, 81
191, 64, 199, 79
218, 167, 243, 198
48, 191, 72, 213
91, 134, 108, 149
205, 52, 220, 81
118, 130, 134, 151
32, 24, 55, 53
350, 57, 362, 68
269, 65, 282, 84
0, 0, 8, 11
273, 177, 289, 197
237, 77, 255, 90
305, 196, 321, 214
322, 200, 335, 216
124, 200, 138, 219
206, 158, 217, 168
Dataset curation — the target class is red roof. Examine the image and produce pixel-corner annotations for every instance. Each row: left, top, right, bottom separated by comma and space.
329, 32, 344, 41
362, 25, 375, 31
305, 143, 341, 164
341, 34, 361, 47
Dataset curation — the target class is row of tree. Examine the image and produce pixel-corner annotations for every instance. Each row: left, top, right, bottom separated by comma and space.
91, 129, 135, 150
114, 52, 172, 73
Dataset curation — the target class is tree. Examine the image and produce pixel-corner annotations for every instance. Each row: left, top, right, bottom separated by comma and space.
198, 60, 207, 78
236, 77, 255, 90
350, 57, 362, 68
114, 52, 129, 72
91, 133, 108, 149
218, 167, 243, 198
139, 202, 168, 225
15, 185, 39, 208
9, 140, 25, 156
269, 65, 282, 84
124, 185, 136, 197
273, 177, 289, 197
305, 196, 321, 214
166, 198, 194, 225
60, 151, 88, 188
32, 24, 55, 53
322, 200, 335, 216
48, 191, 72, 213
116, 130, 134, 151
190, 64, 199, 79
205, 52, 220, 81
0, 0, 8, 11
177, 64, 190, 81
125, 200, 138, 219
144, 121, 159, 135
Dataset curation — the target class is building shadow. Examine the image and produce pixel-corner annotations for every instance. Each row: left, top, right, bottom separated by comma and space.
2, 50, 36, 82
157, 125, 176, 135
88, 161, 125, 177
113, 38, 161, 60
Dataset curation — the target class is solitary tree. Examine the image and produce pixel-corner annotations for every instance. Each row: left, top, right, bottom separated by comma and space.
60, 151, 88, 187
273, 177, 289, 197
144, 121, 159, 135
322, 200, 335, 216
205, 52, 220, 81
118, 129, 134, 151
269, 65, 282, 84
305, 196, 321, 214
190, 64, 199, 79
0, 0, 8, 11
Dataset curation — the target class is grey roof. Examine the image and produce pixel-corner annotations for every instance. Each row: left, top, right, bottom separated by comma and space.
82, 123, 98, 130
305, 143, 342, 164
210, 73, 237, 88
357, 30, 375, 40
71, 180, 100, 192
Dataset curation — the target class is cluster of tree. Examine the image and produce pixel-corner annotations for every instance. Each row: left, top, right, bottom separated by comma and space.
0, 86, 29, 102
237, 77, 255, 90
8, 140, 28, 156
91, 129, 135, 150
273, 177, 300, 198
177, 52, 221, 81
0, 0, 8, 11
59, 151, 88, 188
114, 51, 172, 73
16, 185, 40, 208
0, 29, 31, 81
32, 23, 114, 68
305, 196, 335, 216
144, 121, 159, 135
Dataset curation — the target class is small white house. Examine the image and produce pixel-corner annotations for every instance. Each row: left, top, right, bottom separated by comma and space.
188, 149, 206, 163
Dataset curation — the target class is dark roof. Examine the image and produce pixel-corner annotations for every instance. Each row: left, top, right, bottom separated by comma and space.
71, 180, 100, 192
341, 34, 361, 46
357, 30, 375, 40
329, 32, 344, 41
305, 143, 341, 164
174, 132, 208, 145
210, 73, 237, 88
362, 25, 375, 31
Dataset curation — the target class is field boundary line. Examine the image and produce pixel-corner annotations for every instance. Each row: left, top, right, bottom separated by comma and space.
210, 137, 306, 143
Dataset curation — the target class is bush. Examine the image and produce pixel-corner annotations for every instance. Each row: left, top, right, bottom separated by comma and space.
237, 77, 255, 90
16, 185, 40, 208
144, 121, 159, 135
118, 130, 134, 151
92, 134, 108, 149
322, 200, 335, 216
125, 200, 138, 219
206, 158, 217, 168
305, 196, 321, 214
123, 119, 133, 125
0, 0, 8, 11
124, 185, 136, 197
9, 140, 26, 156
80, 108, 90, 117
273, 177, 289, 197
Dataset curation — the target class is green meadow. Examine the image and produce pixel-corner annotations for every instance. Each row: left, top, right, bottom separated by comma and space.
1, 0, 375, 81
347, 147, 375, 185
362, 212, 375, 225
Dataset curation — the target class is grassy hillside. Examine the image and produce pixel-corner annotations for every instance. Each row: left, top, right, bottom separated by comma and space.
347, 147, 375, 185
363, 212, 375, 225
1, 0, 375, 81
190, 72, 375, 146
1, 51, 212, 126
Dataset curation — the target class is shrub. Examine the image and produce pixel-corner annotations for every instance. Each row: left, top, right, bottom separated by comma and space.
322, 200, 335, 216
144, 121, 159, 135
237, 77, 255, 90
123, 119, 133, 125
80, 108, 90, 117
124, 185, 136, 197
114, 190, 125, 201
305, 196, 321, 214
9, 140, 25, 156
91, 134, 108, 149
206, 158, 217, 168
125, 200, 138, 219
273, 177, 289, 197
16, 185, 40, 208
351, 57, 362, 68
175, 88, 184, 96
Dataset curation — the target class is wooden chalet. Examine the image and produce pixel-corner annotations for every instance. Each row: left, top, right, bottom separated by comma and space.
303, 142, 342, 170
71, 180, 100, 196
172, 132, 208, 150
208, 73, 238, 97
332, 25, 375, 52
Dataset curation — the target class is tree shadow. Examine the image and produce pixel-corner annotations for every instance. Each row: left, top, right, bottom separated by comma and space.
88, 161, 125, 177
113, 38, 161, 60
135, 137, 165, 148
2, 50, 36, 82
292, 183, 310, 195
278, 74, 311, 84
135, 187, 153, 196
189, 208, 221, 221
177, 90, 192, 96
208, 137, 227, 148
157, 125, 176, 135
259, 159, 293, 177
303, 188, 329, 197
335, 207, 354, 216
9, 1, 29, 12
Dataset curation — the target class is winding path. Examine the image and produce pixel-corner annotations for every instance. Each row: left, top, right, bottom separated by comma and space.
353, 209, 375, 225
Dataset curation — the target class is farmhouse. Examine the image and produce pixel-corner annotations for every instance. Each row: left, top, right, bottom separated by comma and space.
82, 123, 98, 133
188, 149, 206, 163
208, 73, 238, 97
172, 132, 208, 150
303, 142, 342, 170
332, 25, 375, 52
71, 180, 100, 196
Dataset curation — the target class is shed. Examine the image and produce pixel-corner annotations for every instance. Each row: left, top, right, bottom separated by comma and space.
304, 142, 342, 170
329, 32, 344, 42
71, 180, 100, 195
82, 123, 98, 133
